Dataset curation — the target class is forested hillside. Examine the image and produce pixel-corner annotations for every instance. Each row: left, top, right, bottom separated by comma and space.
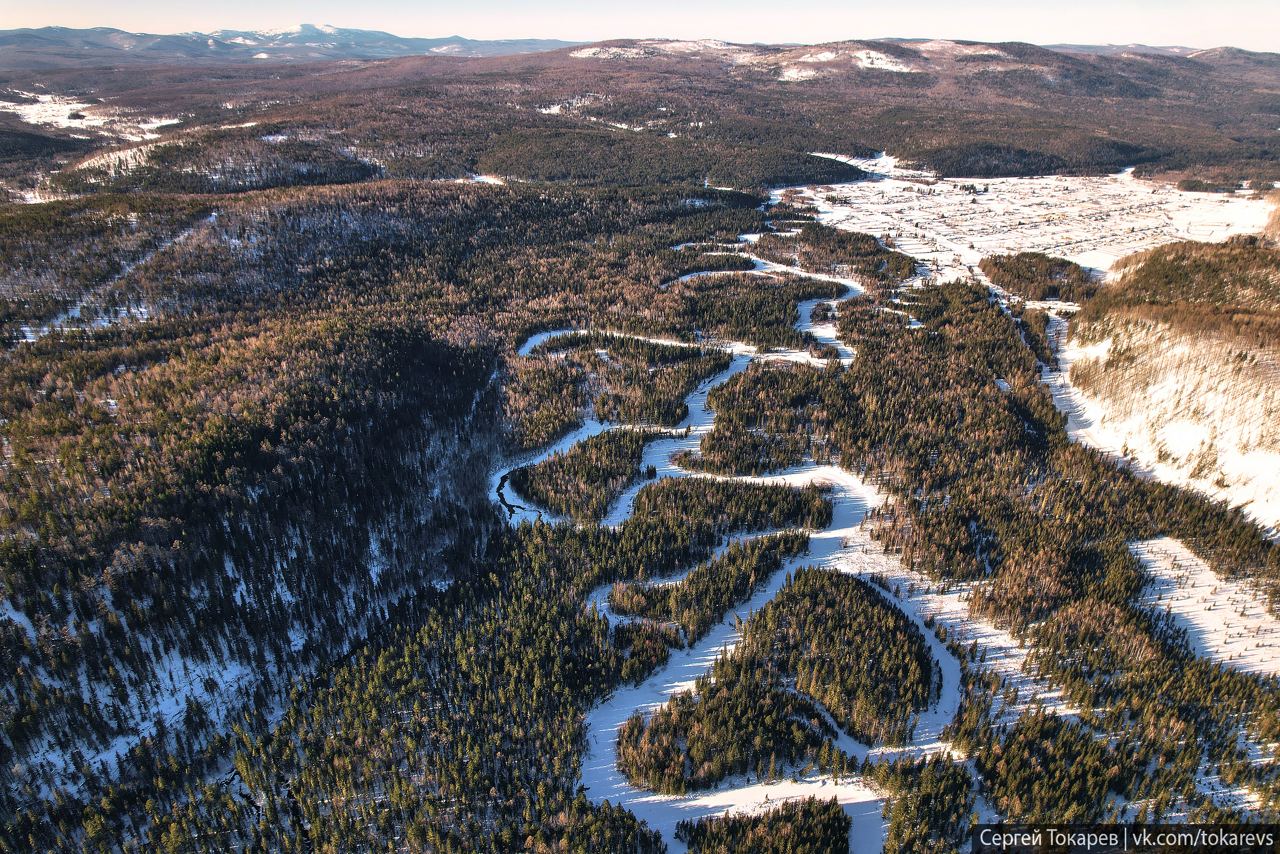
1064, 237, 1280, 531
4, 34, 1280, 205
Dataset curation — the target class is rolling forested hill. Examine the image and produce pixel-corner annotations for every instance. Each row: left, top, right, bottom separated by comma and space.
1064, 237, 1280, 531
2, 34, 1279, 204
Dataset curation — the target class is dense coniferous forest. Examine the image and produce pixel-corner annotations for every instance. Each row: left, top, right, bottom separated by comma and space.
742, 569, 937, 747
608, 533, 813, 645
616, 646, 844, 794
678, 268, 1280, 818
675, 796, 850, 853
677, 361, 832, 476
1075, 237, 1280, 345
0, 174, 838, 847
753, 223, 917, 283
4, 171, 1278, 848
9, 181, 1279, 848
506, 333, 731, 450
7, 29, 1280, 199
508, 429, 666, 523
614, 565, 938, 775
979, 252, 1099, 302
600, 213, 1280, 833
661, 273, 845, 350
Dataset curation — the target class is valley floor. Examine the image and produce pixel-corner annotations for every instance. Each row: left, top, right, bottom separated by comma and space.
810, 153, 1270, 279
488, 158, 1278, 848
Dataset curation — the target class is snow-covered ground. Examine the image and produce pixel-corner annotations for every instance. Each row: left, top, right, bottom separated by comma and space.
841, 525, 1077, 728
459, 173, 507, 185
571, 45, 661, 60
18, 302, 153, 344
493, 332, 1073, 849
490, 418, 610, 525
563, 39, 930, 85
910, 40, 1009, 59
580, 470, 902, 854
0, 91, 181, 141
777, 47, 919, 81
1043, 315, 1280, 538
571, 40, 759, 64
1133, 537, 1280, 678
1042, 314, 1155, 472
807, 153, 1271, 282
795, 292, 856, 366
516, 328, 706, 358
71, 141, 162, 175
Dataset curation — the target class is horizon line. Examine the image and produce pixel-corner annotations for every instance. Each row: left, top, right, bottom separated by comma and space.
0, 23, 1248, 53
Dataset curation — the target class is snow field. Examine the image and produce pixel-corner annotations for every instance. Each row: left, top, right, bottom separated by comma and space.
1042, 313, 1154, 473
0, 91, 180, 141
1044, 314, 1280, 537
1133, 537, 1280, 679
806, 154, 1271, 283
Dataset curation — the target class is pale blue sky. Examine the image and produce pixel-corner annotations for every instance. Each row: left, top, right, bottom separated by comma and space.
4, 0, 1278, 51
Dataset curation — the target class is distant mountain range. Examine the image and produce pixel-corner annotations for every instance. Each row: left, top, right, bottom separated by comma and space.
0, 24, 581, 69
1, 24, 1272, 76
1041, 43, 1199, 56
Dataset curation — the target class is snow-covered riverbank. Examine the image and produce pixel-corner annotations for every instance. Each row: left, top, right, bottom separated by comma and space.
497, 262, 926, 849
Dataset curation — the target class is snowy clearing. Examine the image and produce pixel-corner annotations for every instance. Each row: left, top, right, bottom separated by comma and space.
72, 141, 162, 174
848, 50, 917, 72
1042, 314, 1155, 472
571, 46, 655, 59
910, 40, 1008, 58
0, 91, 181, 141
807, 153, 1271, 282
778, 66, 821, 82
1133, 537, 1280, 678
457, 173, 507, 185
1042, 313, 1280, 538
